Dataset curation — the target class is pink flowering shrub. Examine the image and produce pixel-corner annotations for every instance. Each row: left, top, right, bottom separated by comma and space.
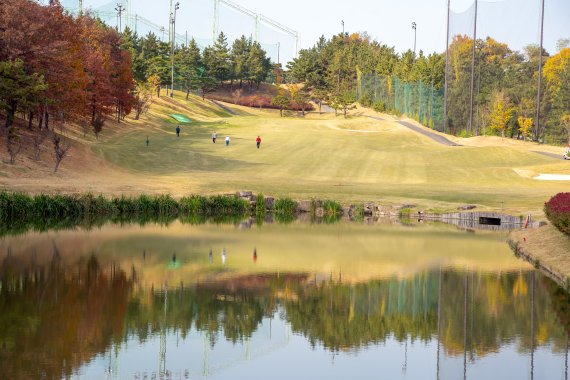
544, 193, 570, 235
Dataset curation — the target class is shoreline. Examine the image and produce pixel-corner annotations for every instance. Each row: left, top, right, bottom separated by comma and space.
509, 225, 570, 291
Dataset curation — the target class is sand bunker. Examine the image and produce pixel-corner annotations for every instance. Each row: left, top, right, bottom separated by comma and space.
534, 174, 570, 181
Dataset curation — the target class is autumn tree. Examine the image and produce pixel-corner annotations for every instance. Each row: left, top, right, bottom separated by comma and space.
517, 116, 533, 142
490, 92, 513, 139
133, 79, 154, 120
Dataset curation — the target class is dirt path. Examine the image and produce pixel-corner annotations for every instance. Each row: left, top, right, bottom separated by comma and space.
210, 99, 237, 115
366, 115, 385, 121
532, 151, 564, 160
396, 121, 461, 146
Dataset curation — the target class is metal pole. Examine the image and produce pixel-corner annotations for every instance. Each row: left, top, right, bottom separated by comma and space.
171, 3, 179, 97
79, 0, 83, 15
412, 22, 417, 56
277, 42, 280, 65
213, 0, 219, 43
476, 47, 482, 135
115, 4, 124, 32
436, 266, 442, 380
443, 0, 451, 134
255, 15, 260, 42
530, 271, 535, 380
535, 0, 545, 142
468, 0, 478, 135
341, 20, 344, 35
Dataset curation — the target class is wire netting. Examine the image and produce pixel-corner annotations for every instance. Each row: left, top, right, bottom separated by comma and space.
55, 0, 296, 63
446, 0, 570, 139
358, 75, 445, 131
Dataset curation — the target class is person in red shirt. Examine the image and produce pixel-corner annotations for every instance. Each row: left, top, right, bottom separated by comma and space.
256, 136, 261, 149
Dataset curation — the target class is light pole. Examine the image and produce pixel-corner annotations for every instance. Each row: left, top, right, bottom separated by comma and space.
277, 42, 280, 65
170, 2, 180, 97
412, 21, 417, 56
341, 20, 345, 35
115, 3, 124, 32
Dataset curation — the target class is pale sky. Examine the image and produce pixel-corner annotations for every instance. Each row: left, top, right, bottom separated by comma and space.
56, 0, 569, 63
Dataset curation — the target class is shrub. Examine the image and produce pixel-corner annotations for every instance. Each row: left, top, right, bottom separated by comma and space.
256, 193, 265, 215
544, 193, 570, 235
274, 198, 296, 216
359, 92, 373, 107
322, 199, 343, 217
373, 100, 386, 113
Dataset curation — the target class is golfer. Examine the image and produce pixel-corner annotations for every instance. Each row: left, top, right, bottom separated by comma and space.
176, 125, 181, 137
212, 131, 217, 143
256, 136, 261, 149
225, 136, 230, 146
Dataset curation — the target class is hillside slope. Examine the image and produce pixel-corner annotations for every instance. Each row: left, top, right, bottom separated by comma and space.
1, 91, 568, 216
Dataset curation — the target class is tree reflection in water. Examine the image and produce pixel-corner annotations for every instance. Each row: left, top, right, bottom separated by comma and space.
0, 253, 569, 379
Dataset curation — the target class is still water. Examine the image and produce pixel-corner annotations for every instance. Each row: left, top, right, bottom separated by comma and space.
0, 221, 568, 380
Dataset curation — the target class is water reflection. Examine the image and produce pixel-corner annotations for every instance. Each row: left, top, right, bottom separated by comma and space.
0, 223, 569, 379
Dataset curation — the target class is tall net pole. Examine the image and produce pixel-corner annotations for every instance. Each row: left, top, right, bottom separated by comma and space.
213, 0, 219, 43
443, 0, 451, 134
535, 0, 545, 142
468, 0, 478, 135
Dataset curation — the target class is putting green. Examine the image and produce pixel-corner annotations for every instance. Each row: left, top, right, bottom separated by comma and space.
170, 114, 192, 123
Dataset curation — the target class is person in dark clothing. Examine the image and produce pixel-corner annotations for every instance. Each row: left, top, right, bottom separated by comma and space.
176, 126, 181, 137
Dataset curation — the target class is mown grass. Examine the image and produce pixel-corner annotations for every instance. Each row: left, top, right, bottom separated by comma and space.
89, 92, 570, 217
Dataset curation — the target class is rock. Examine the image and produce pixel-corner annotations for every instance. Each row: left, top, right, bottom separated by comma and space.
457, 204, 477, 211
363, 202, 375, 216
343, 206, 353, 217
264, 197, 275, 209
296, 200, 312, 213
237, 191, 255, 201
238, 219, 253, 229
315, 207, 325, 218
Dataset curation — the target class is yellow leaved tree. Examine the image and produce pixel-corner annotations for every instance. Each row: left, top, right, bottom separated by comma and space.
517, 116, 533, 142
490, 92, 513, 139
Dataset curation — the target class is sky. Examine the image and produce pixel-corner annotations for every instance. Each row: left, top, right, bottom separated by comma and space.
56, 0, 569, 63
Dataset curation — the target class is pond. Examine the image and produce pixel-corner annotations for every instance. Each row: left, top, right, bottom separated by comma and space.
0, 221, 568, 379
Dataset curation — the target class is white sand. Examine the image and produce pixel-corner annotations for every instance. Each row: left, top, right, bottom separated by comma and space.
534, 174, 570, 181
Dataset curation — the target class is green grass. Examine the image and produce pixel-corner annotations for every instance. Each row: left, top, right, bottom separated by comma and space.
89, 91, 570, 215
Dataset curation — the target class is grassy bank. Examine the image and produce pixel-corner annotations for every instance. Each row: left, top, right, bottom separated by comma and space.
2, 91, 569, 217
510, 225, 570, 290
0, 191, 348, 236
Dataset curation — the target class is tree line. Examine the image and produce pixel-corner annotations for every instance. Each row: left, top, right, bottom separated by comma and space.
0, 0, 274, 170
287, 32, 570, 143
0, 0, 136, 170
122, 29, 273, 104
447, 35, 570, 143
